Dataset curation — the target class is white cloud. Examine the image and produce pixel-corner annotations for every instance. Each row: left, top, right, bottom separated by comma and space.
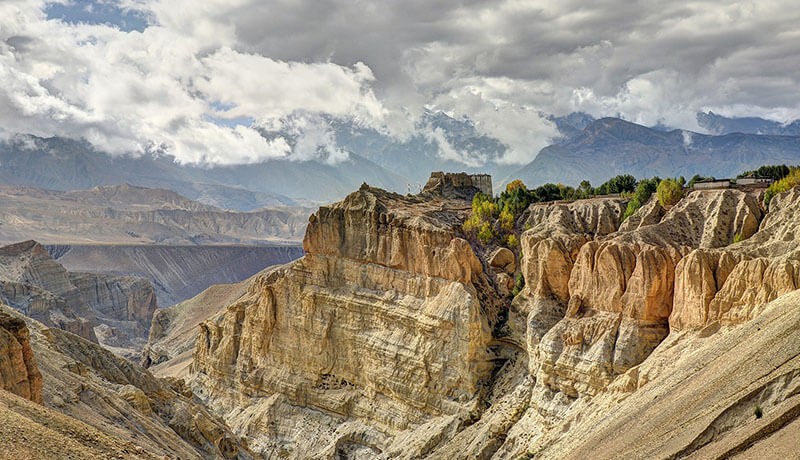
431, 88, 559, 164
424, 126, 486, 167
1, 0, 799, 168
0, 0, 386, 165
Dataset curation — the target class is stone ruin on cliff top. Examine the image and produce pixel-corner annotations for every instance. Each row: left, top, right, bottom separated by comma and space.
422, 171, 493, 200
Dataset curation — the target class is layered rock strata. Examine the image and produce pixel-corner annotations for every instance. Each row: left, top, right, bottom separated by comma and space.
172, 184, 800, 459
191, 185, 497, 456
0, 240, 157, 353
0, 304, 252, 459
512, 198, 627, 361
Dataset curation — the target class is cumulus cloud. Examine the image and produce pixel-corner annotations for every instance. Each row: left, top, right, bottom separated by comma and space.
1, 0, 799, 166
0, 0, 385, 165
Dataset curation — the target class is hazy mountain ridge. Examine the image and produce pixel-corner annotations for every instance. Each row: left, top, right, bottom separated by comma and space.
0, 135, 406, 207
698, 111, 800, 136
3, 111, 800, 202
0, 183, 310, 245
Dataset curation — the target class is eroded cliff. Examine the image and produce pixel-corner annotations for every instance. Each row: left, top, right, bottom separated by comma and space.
0, 304, 252, 459
0, 240, 157, 354
191, 185, 501, 457
174, 183, 800, 459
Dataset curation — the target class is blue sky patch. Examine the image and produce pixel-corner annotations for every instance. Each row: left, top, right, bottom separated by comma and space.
45, 1, 150, 32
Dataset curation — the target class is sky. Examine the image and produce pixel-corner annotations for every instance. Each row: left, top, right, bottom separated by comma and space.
1, 0, 799, 166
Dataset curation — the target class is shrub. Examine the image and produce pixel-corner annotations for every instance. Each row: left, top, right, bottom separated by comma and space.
622, 177, 660, 220
506, 233, 519, 249
733, 233, 744, 244
477, 222, 494, 244
498, 207, 515, 233
754, 406, 763, 419
511, 272, 525, 297
657, 178, 684, 207
764, 167, 800, 209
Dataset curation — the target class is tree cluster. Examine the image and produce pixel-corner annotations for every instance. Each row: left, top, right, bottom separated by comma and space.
738, 164, 791, 180
764, 166, 800, 208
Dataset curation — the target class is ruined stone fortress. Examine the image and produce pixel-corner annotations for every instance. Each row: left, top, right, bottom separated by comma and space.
422, 171, 493, 198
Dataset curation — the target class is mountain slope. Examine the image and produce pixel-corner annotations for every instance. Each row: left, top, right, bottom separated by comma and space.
509, 118, 800, 187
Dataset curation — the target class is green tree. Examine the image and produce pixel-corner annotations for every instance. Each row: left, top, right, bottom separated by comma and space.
622, 177, 661, 220
738, 164, 791, 180
657, 178, 684, 207
595, 174, 637, 195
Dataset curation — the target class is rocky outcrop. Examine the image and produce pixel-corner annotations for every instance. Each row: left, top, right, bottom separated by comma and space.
541, 189, 762, 396
68, 272, 156, 348
536, 289, 800, 459
0, 240, 160, 353
0, 311, 42, 403
511, 198, 627, 362
191, 185, 498, 457
671, 187, 800, 330
142, 278, 251, 376
0, 303, 252, 459
0, 241, 98, 342
51, 244, 303, 307
117, 179, 800, 459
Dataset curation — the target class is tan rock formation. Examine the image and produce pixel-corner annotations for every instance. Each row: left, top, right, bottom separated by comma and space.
142, 277, 251, 377
533, 289, 800, 459
0, 240, 162, 355
672, 187, 800, 330
489, 247, 516, 274
511, 197, 627, 366
191, 185, 497, 457
542, 189, 762, 396
617, 195, 664, 232
128, 182, 800, 459
0, 311, 42, 403
0, 304, 251, 459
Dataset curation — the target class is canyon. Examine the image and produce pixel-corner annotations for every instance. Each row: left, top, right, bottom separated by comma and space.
173, 182, 800, 458
2, 179, 800, 458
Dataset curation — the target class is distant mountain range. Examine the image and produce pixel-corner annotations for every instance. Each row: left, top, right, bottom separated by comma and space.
0, 136, 406, 209
697, 111, 800, 136
1, 111, 799, 205
509, 117, 800, 187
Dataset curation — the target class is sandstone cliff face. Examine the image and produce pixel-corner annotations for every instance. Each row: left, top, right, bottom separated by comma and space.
671, 187, 800, 330
512, 198, 627, 360
142, 278, 250, 377
0, 311, 42, 403
191, 186, 496, 457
